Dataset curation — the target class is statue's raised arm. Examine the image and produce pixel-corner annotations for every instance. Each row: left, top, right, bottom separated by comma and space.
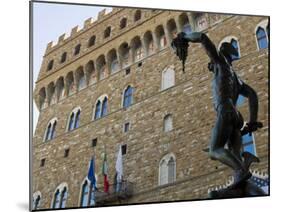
171, 32, 221, 71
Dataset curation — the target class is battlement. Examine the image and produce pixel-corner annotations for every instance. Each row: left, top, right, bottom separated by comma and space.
44, 7, 121, 54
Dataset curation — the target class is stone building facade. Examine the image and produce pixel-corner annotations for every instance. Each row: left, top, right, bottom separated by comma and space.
32, 7, 269, 210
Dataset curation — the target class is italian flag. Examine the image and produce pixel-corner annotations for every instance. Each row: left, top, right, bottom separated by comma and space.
102, 153, 109, 193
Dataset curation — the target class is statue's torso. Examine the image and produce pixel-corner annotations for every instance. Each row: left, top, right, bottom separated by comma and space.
212, 62, 241, 111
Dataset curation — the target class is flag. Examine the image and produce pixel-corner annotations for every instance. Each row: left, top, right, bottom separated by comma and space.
115, 146, 123, 183
102, 153, 109, 193
87, 156, 97, 190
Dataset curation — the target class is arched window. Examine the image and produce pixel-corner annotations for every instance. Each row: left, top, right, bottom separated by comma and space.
81, 181, 90, 206
96, 55, 107, 80
85, 60, 96, 85
45, 123, 52, 141
155, 25, 166, 49
80, 179, 95, 207
94, 100, 101, 120
47, 82, 56, 105
178, 13, 191, 34
60, 52, 67, 63
61, 187, 68, 208
118, 42, 130, 68
38, 87, 47, 110
76, 67, 86, 91
161, 67, 175, 90
88, 35, 96, 47
120, 17, 127, 29
134, 10, 141, 22
74, 110, 80, 129
101, 97, 108, 117
66, 72, 75, 96
107, 49, 119, 74
167, 157, 176, 183
56, 77, 65, 101
44, 118, 57, 141
68, 108, 81, 131
52, 185, 68, 209
167, 19, 177, 42
53, 189, 61, 209
230, 39, 240, 60
144, 31, 154, 56
104, 26, 111, 38
32, 192, 41, 210
94, 96, 108, 120
123, 86, 133, 108
131, 36, 143, 62
164, 114, 173, 132
74, 44, 81, 55
50, 120, 57, 139
159, 154, 176, 185
47, 60, 54, 71
68, 112, 75, 131
256, 27, 268, 50
219, 36, 241, 61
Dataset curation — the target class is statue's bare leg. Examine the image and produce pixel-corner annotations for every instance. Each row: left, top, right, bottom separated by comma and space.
209, 106, 244, 171
228, 129, 243, 163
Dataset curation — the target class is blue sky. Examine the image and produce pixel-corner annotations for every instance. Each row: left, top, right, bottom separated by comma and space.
33, 2, 112, 133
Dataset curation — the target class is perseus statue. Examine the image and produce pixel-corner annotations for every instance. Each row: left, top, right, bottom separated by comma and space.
171, 32, 263, 191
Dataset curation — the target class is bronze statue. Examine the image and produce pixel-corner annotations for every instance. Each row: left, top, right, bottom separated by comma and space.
171, 32, 264, 197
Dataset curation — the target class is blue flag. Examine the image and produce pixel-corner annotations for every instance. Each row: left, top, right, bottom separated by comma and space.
87, 157, 97, 190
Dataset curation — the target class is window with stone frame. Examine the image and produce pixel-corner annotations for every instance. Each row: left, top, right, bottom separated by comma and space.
60, 52, 67, 63
68, 108, 81, 131
44, 119, 57, 141
52, 186, 68, 209
47, 59, 54, 71
32, 193, 41, 210
104, 26, 111, 38
123, 86, 133, 108
256, 27, 268, 50
94, 96, 108, 120
74, 44, 81, 55
163, 114, 173, 132
159, 154, 176, 185
161, 67, 175, 90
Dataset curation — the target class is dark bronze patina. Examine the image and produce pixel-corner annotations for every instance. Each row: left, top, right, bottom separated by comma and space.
171, 32, 264, 197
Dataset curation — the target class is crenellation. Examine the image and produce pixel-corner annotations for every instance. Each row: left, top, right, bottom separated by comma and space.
83, 17, 94, 29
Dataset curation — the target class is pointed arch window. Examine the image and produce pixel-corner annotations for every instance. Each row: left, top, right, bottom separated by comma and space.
123, 86, 133, 108
81, 181, 90, 207
74, 110, 80, 129
159, 154, 176, 185
101, 97, 108, 117
94, 96, 108, 120
61, 187, 68, 208
94, 100, 101, 120
256, 27, 268, 50
32, 193, 41, 210
230, 39, 240, 60
68, 108, 81, 131
52, 186, 68, 209
53, 189, 61, 209
44, 119, 57, 141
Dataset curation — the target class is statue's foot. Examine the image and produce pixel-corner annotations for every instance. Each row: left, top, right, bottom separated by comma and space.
229, 169, 252, 189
